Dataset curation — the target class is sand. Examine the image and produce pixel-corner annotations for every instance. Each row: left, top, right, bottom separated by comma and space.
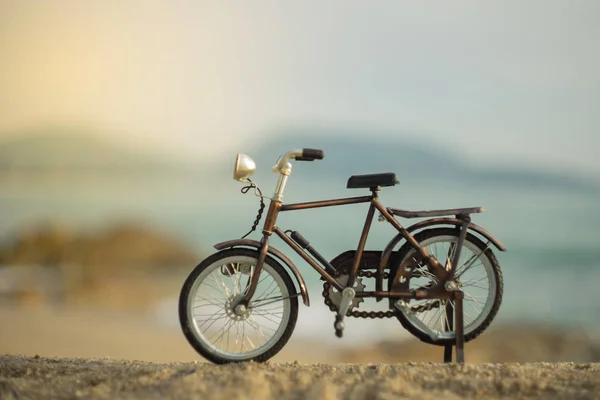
1, 355, 598, 400
2, 304, 600, 399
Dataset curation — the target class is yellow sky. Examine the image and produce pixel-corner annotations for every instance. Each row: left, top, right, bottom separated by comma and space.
1, 1, 599, 171
0, 2, 254, 156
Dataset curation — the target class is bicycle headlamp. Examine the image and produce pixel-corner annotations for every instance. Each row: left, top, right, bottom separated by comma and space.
233, 153, 256, 182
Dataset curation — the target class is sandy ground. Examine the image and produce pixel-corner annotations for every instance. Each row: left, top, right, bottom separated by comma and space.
1, 355, 599, 400
2, 304, 600, 399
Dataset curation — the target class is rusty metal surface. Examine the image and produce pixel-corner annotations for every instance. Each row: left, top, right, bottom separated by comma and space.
405, 218, 507, 251
375, 216, 506, 295
388, 206, 484, 219
262, 201, 281, 234
347, 203, 376, 287
242, 235, 270, 303
322, 266, 397, 318
389, 253, 422, 295
279, 195, 372, 211
374, 200, 448, 290
449, 219, 471, 280
273, 228, 343, 291
455, 291, 465, 363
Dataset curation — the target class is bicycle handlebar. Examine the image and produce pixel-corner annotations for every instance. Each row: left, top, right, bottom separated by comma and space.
273, 148, 325, 173
296, 148, 325, 161
271, 148, 325, 200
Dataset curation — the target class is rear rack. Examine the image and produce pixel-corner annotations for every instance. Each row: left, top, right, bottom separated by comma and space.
388, 207, 484, 219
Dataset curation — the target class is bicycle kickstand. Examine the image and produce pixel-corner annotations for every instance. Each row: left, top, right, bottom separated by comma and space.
444, 291, 465, 364
443, 287, 465, 364
454, 290, 465, 363
333, 287, 356, 338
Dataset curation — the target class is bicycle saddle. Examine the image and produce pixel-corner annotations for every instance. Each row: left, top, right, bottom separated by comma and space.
346, 173, 399, 189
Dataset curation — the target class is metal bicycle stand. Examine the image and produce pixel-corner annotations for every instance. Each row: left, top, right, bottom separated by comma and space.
443, 291, 465, 364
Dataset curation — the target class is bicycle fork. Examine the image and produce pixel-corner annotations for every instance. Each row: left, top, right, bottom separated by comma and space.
239, 200, 282, 306
239, 234, 269, 304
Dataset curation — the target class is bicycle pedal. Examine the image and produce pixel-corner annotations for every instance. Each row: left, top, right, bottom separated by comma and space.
334, 315, 345, 338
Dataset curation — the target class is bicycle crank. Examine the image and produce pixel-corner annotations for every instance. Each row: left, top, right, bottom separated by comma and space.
334, 287, 356, 338
326, 275, 365, 313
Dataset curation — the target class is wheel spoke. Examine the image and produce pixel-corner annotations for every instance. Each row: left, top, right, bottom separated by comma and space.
454, 299, 477, 323
209, 271, 231, 298
226, 320, 231, 350
446, 242, 457, 270
463, 283, 489, 291
441, 301, 452, 331
254, 305, 284, 313
194, 296, 225, 307
461, 276, 489, 286
241, 321, 247, 352
464, 292, 486, 309
455, 242, 491, 278
244, 326, 256, 350
255, 279, 277, 302
465, 296, 483, 314
208, 318, 235, 343
197, 281, 227, 297
247, 315, 276, 334
197, 312, 228, 331
251, 310, 283, 325
250, 294, 296, 309
230, 263, 242, 295
424, 306, 443, 328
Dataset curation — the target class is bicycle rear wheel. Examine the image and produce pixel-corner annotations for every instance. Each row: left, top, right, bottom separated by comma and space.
389, 227, 503, 345
179, 248, 298, 363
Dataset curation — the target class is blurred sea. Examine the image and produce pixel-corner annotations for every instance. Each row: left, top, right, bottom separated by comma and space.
2, 167, 599, 345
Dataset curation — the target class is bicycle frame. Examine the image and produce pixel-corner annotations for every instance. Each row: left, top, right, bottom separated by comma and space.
241, 189, 465, 306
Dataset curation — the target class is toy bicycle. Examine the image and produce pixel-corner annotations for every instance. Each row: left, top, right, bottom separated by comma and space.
179, 148, 505, 364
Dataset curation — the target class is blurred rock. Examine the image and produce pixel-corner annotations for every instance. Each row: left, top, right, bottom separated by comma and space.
0, 222, 200, 269
0, 222, 201, 309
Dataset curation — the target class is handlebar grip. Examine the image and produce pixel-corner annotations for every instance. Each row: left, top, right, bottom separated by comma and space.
297, 148, 325, 161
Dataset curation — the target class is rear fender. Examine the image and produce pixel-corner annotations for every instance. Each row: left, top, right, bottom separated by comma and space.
404, 218, 507, 251
213, 239, 310, 307
376, 218, 506, 294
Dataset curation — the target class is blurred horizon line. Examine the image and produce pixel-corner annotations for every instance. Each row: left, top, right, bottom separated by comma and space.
1, 122, 599, 185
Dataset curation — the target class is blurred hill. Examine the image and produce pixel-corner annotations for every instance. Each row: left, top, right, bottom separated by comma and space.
1, 126, 598, 194
0, 128, 192, 174
241, 127, 600, 192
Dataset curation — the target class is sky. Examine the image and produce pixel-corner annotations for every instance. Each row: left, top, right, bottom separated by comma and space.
0, 1, 599, 174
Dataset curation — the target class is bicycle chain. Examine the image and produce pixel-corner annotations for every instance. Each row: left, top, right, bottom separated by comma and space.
322, 269, 442, 319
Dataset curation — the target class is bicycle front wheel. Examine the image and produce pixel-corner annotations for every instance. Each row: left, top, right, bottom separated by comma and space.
179, 248, 298, 363
389, 227, 503, 345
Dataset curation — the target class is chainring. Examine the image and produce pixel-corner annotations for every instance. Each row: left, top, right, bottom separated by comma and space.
325, 275, 365, 313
